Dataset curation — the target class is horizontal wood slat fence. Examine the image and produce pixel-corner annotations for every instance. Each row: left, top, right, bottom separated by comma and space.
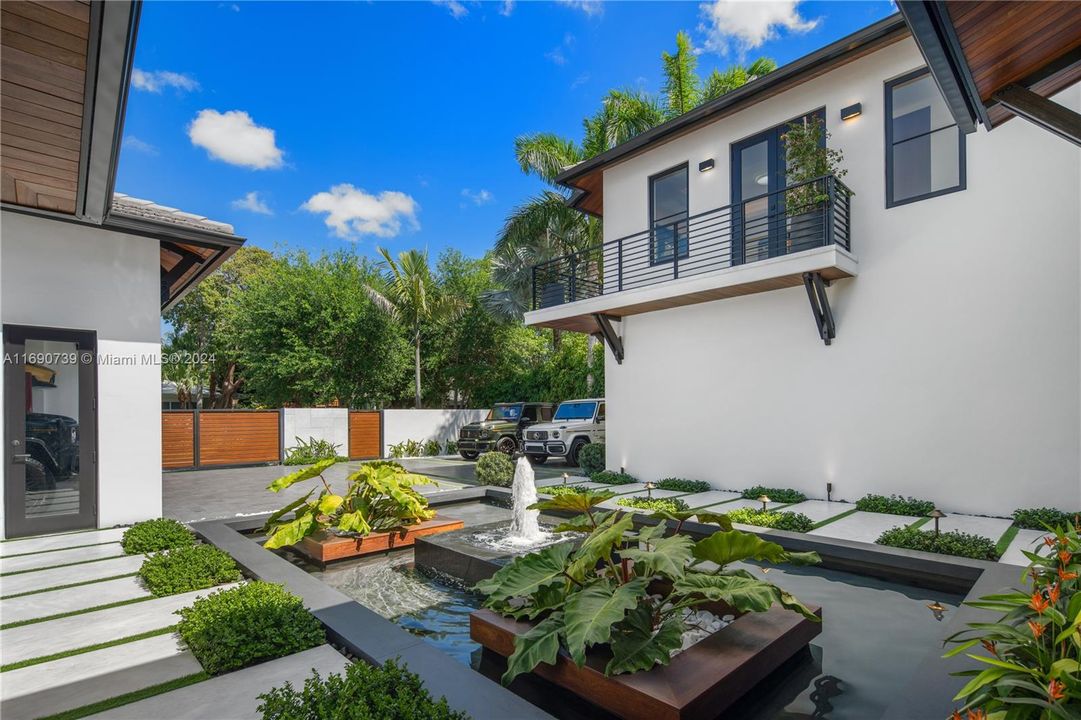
163, 409, 384, 470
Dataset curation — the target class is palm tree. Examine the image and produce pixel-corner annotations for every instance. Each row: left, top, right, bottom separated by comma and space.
662, 31, 700, 119
703, 58, 777, 102
366, 248, 464, 408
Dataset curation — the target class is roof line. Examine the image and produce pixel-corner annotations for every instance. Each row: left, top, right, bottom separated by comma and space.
554, 14, 909, 188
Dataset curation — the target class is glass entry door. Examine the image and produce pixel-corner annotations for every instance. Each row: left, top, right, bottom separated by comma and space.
4, 326, 97, 537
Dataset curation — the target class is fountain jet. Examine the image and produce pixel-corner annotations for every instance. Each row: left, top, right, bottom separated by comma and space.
506, 455, 546, 545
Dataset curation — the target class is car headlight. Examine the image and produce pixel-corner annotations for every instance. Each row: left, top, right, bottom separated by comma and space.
480, 429, 493, 439
71, 428, 78, 444
552, 431, 560, 439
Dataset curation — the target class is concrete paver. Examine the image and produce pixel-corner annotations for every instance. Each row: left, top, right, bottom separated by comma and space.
2, 575, 150, 625
1, 543, 125, 573
0, 528, 126, 558
1, 555, 145, 597
808, 511, 921, 544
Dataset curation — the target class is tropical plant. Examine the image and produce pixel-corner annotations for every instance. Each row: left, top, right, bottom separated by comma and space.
616, 497, 689, 514
876, 526, 998, 561
741, 486, 806, 504
656, 478, 711, 493
139, 544, 241, 597
782, 114, 848, 213
388, 439, 424, 458
578, 443, 606, 476
423, 439, 442, 456
366, 247, 466, 408
176, 582, 325, 675
122, 518, 195, 555
476, 452, 515, 487
856, 493, 935, 517
727, 508, 815, 534
1014, 508, 1080, 531
261, 458, 436, 549
284, 436, 346, 466
258, 659, 470, 720
476, 490, 820, 683
702, 58, 777, 102
943, 520, 1080, 716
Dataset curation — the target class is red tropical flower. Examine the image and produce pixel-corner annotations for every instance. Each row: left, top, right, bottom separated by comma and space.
1044, 535, 1058, 548
1048, 679, 1066, 702
980, 639, 998, 656
1058, 549, 1073, 565
965, 709, 987, 720
1048, 583, 1061, 604
1057, 567, 1078, 581
1029, 591, 1051, 614
1028, 619, 1046, 638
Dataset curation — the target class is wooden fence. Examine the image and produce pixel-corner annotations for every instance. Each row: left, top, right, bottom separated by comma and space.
163, 409, 384, 470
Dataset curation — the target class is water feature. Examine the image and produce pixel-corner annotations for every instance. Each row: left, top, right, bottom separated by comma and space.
508, 455, 544, 544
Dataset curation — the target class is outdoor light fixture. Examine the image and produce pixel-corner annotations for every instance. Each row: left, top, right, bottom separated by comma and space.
927, 601, 946, 621
757, 494, 771, 512
929, 508, 947, 537
562, 472, 569, 486
645, 481, 656, 500
826, 482, 833, 502
840, 102, 862, 121
698, 158, 715, 172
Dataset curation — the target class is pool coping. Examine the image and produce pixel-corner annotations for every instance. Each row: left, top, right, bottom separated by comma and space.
193, 486, 1022, 720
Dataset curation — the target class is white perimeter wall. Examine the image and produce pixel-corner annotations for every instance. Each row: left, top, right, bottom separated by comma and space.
601, 39, 1081, 516
383, 409, 486, 457
1, 211, 162, 535
282, 408, 349, 457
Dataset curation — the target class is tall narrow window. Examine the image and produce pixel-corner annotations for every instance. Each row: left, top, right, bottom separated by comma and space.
650, 164, 688, 264
885, 68, 965, 207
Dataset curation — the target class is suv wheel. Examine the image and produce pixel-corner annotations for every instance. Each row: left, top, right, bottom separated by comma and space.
496, 436, 517, 455
460, 450, 479, 461
527, 454, 547, 465
568, 439, 587, 467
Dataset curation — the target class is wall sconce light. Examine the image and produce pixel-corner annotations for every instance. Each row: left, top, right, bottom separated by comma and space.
698, 158, 715, 172
840, 103, 862, 121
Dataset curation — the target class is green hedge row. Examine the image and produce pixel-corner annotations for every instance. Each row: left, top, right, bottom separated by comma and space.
655, 478, 711, 493
122, 519, 195, 555
741, 486, 806, 504
139, 545, 241, 597
876, 526, 998, 560
856, 494, 935, 516
591, 470, 638, 486
616, 497, 689, 513
727, 507, 815, 533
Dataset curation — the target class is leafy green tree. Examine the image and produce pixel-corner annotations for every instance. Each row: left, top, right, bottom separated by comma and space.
231, 251, 408, 408
365, 248, 465, 408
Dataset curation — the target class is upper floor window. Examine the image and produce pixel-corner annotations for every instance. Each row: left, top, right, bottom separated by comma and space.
885, 68, 966, 207
650, 164, 688, 264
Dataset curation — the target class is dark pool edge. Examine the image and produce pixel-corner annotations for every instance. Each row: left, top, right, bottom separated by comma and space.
196, 488, 1020, 720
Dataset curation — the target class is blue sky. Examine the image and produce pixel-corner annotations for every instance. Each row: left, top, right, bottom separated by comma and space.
118, 0, 895, 262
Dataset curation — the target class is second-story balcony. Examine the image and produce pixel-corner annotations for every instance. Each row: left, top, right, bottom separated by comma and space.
525, 175, 856, 337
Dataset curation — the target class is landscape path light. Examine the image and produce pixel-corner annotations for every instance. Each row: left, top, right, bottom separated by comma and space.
757, 494, 771, 512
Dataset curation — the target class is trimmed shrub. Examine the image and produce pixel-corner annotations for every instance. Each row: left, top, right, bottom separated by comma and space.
591, 470, 638, 485
656, 478, 710, 493
1012, 507, 1079, 530
741, 486, 806, 504
139, 545, 241, 597
875, 526, 998, 560
856, 494, 935, 517
258, 659, 470, 720
475, 452, 514, 487
284, 437, 346, 466
616, 496, 689, 513
578, 443, 605, 476
122, 518, 195, 555
177, 582, 325, 675
727, 507, 815, 533
546, 485, 586, 497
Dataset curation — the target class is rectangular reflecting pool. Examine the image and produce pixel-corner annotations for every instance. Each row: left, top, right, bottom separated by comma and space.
279, 499, 964, 720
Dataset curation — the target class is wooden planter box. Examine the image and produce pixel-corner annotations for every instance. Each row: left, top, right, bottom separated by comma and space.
297, 516, 464, 564
470, 602, 822, 720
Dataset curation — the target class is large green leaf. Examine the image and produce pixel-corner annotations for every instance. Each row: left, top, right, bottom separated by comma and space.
563, 578, 647, 666
263, 511, 320, 549
337, 510, 371, 535
673, 572, 819, 621
605, 605, 684, 676
530, 490, 616, 514
567, 512, 635, 581
476, 542, 574, 603
620, 533, 694, 579
502, 612, 565, 685
691, 529, 820, 568
260, 489, 314, 533
267, 458, 339, 492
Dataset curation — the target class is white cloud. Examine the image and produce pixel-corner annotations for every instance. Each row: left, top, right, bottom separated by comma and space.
302, 184, 420, 239
499, 1, 515, 16
188, 109, 284, 170
546, 47, 567, 65
231, 191, 273, 215
461, 188, 493, 206
131, 69, 200, 93
698, 0, 819, 55
556, 0, 604, 17
433, 0, 468, 18
122, 135, 157, 155
570, 73, 590, 90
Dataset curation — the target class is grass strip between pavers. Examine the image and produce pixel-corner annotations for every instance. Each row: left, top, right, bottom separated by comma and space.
995, 525, 1020, 558
810, 507, 860, 530
1, 572, 139, 600
1, 625, 178, 672
0, 595, 154, 630
36, 671, 210, 720
908, 517, 930, 529
0, 540, 122, 560
1, 552, 127, 576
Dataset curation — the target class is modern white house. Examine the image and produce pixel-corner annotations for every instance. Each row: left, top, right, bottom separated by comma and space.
525, 10, 1081, 516
0, 1, 242, 538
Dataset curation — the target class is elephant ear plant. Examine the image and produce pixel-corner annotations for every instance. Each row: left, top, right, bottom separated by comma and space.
475, 489, 820, 684
262, 458, 437, 549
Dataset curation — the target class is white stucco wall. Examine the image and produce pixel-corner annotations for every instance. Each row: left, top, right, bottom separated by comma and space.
382, 409, 487, 456
282, 408, 349, 458
600, 38, 1081, 516
1, 211, 163, 535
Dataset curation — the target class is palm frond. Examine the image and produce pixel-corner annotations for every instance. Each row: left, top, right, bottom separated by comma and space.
515, 133, 584, 184
662, 31, 701, 119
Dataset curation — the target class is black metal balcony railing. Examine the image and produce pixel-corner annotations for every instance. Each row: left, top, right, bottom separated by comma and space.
532, 174, 853, 310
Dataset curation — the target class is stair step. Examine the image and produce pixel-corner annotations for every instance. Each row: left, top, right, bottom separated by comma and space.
2, 575, 150, 625
1, 633, 202, 720
1, 555, 145, 597
0, 528, 127, 557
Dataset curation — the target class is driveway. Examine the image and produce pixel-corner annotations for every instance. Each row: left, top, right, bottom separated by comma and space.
163, 456, 572, 523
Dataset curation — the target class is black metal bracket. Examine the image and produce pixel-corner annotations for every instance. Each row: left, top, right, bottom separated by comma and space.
803, 272, 836, 345
592, 313, 624, 364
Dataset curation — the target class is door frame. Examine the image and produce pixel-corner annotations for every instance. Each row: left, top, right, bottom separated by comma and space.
4, 325, 98, 538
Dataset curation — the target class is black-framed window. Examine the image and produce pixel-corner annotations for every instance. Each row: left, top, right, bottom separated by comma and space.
649, 164, 688, 264
885, 68, 966, 207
